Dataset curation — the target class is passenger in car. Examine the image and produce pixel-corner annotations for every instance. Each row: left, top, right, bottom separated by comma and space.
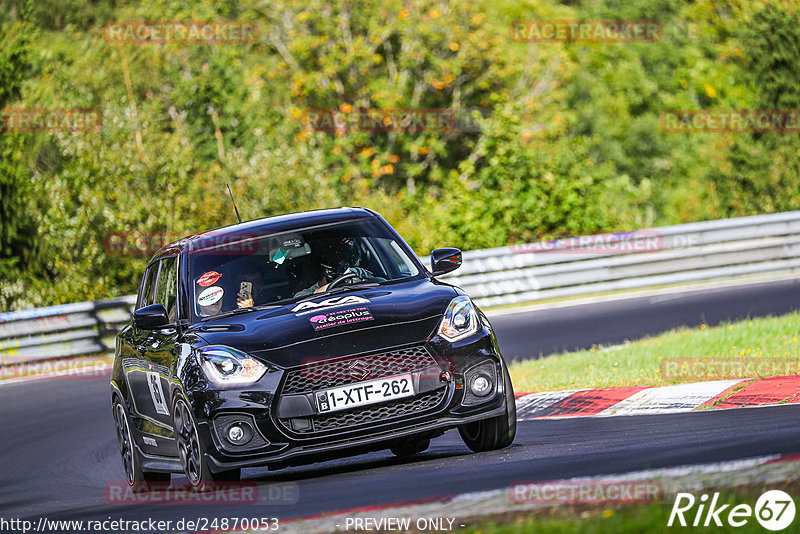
235, 261, 266, 309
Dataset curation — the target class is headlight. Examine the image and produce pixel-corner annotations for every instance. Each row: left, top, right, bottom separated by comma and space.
438, 296, 480, 341
197, 345, 267, 386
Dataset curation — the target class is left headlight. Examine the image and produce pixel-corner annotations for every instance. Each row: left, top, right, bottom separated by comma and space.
197, 345, 267, 387
438, 295, 480, 342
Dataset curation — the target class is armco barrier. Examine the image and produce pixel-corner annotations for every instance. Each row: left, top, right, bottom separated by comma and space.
446, 210, 800, 307
2, 210, 800, 365
0, 296, 136, 365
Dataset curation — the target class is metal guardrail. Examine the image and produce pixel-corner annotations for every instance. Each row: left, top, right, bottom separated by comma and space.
443, 210, 800, 307
0, 296, 136, 365
2, 210, 800, 365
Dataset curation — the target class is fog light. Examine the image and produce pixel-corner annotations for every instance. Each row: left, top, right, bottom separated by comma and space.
470, 373, 492, 397
228, 424, 245, 443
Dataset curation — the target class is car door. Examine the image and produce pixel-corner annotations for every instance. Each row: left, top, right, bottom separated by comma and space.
117, 264, 155, 374
141, 255, 180, 428
122, 262, 159, 420
124, 258, 176, 433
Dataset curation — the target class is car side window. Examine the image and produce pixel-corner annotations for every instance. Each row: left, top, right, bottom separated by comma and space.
155, 256, 178, 323
138, 264, 158, 309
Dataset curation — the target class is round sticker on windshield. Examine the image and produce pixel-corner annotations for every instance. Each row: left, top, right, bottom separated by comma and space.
197, 286, 224, 306
197, 271, 221, 287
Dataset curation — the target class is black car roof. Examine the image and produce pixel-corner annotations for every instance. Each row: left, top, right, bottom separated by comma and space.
150, 207, 376, 262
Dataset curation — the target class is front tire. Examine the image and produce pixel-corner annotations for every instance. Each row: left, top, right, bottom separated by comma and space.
172, 396, 240, 491
112, 398, 170, 491
458, 364, 517, 453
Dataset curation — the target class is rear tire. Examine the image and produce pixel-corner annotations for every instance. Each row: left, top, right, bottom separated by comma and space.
390, 438, 430, 457
172, 396, 240, 491
458, 363, 517, 453
112, 398, 171, 492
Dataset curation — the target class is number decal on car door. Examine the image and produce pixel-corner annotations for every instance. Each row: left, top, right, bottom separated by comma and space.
146, 371, 169, 415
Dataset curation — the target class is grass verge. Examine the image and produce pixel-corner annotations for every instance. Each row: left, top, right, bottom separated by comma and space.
453, 482, 800, 534
507, 312, 800, 393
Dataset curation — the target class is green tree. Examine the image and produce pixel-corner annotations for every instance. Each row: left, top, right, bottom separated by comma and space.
715, 3, 800, 215
0, 4, 37, 309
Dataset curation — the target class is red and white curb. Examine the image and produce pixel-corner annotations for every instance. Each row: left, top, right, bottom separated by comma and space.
261, 454, 800, 534
514, 375, 800, 420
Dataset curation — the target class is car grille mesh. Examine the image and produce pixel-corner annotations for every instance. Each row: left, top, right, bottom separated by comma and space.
280, 386, 447, 434
280, 345, 437, 395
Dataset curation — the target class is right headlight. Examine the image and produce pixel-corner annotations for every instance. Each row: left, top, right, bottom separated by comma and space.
197, 345, 267, 387
438, 295, 480, 342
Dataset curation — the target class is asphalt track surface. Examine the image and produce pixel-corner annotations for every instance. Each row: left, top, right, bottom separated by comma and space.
2, 278, 800, 529
492, 277, 800, 361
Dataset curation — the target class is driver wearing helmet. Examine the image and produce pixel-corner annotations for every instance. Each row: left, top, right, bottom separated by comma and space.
293, 237, 373, 298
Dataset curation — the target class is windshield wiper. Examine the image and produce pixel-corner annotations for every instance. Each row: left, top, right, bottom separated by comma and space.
202, 304, 279, 321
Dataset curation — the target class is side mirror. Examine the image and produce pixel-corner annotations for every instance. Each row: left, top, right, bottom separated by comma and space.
133, 304, 170, 330
430, 248, 462, 276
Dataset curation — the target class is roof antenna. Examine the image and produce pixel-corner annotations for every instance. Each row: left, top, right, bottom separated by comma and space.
226, 183, 242, 224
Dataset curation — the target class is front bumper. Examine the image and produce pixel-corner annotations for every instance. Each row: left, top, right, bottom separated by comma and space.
189, 331, 508, 473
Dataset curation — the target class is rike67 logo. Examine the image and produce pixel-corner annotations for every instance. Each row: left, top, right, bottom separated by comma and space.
668, 490, 796, 531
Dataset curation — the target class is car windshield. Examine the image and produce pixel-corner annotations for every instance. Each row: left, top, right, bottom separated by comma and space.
188, 218, 421, 321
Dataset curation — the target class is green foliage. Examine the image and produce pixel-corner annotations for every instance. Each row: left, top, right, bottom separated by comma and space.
744, 3, 800, 110
0, 5, 39, 310
713, 3, 800, 215
0, 0, 134, 30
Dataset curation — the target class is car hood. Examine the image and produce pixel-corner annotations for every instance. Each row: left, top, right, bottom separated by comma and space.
190, 279, 457, 368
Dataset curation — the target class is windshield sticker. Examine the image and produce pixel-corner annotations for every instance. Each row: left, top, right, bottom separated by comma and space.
309, 307, 374, 331
197, 286, 224, 306
197, 270, 222, 287
292, 295, 371, 314
272, 247, 288, 264
282, 237, 304, 248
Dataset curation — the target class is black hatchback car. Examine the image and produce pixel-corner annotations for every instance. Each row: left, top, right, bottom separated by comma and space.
111, 207, 516, 489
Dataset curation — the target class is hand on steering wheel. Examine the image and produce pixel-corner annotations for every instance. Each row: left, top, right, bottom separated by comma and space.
326, 267, 373, 290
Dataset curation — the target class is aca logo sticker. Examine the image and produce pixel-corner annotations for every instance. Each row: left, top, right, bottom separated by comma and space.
308, 307, 374, 331
292, 295, 370, 314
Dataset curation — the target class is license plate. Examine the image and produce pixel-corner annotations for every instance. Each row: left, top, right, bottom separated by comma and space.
315, 374, 415, 413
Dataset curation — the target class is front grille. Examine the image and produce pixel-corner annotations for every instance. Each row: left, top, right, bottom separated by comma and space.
281, 345, 437, 395
280, 386, 447, 434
